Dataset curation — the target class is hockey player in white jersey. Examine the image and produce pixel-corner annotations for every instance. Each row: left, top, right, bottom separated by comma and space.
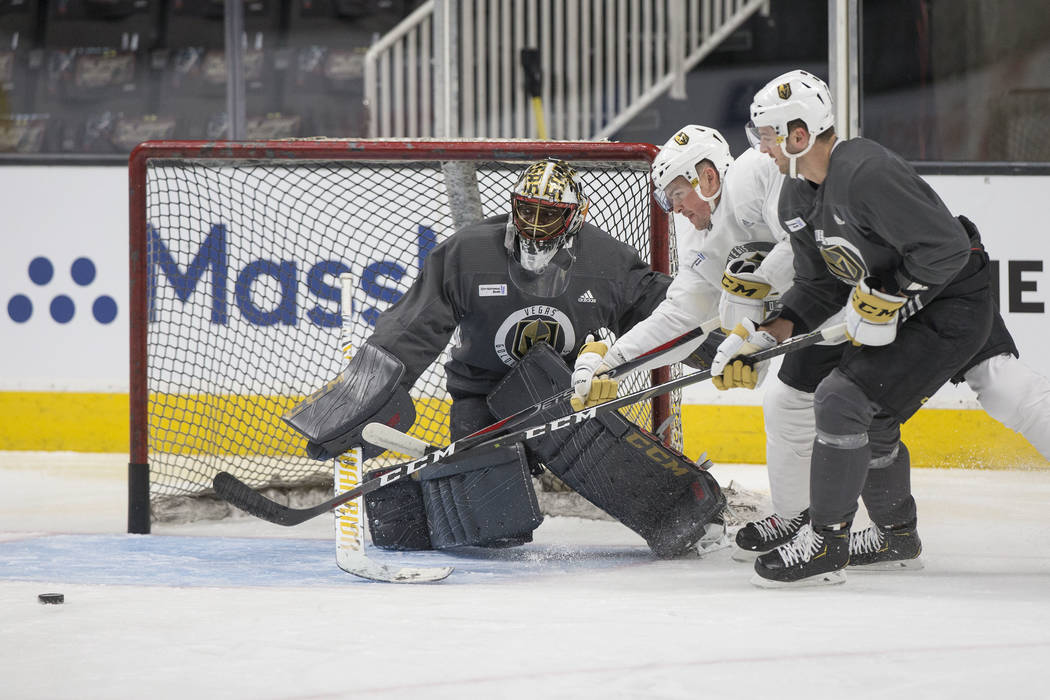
570, 124, 794, 404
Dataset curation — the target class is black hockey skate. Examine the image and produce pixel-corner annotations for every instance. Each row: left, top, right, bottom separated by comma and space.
848, 520, 924, 570
732, 509, 809, 562
751, 523, 849, 588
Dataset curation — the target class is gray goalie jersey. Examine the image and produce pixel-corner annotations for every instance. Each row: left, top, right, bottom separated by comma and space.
368, 215, 672, 396
777, 137, 971, 331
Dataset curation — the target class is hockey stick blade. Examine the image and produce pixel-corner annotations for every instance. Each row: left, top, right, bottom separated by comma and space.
336, 547, 452, 583
214, 323, 845, 526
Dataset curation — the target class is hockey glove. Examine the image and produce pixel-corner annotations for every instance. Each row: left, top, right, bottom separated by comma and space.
570, 335, 622, 410
844, 278, 906, 347
718, 257, 773, 333
709, 318, 778, 390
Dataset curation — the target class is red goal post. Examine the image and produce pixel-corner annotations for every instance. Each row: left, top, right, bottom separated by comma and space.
128, 139, 678, 534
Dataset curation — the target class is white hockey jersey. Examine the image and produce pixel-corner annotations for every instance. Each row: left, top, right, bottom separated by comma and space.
609, 147, 793, 368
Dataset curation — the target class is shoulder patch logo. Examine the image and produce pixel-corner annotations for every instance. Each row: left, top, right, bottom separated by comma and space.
673, 131, 690, 146
784, 217, 807, 232
478, 283, 508, 297
777, 83, 792, 100
577, 290, 597, 303
833, 213, 846, 226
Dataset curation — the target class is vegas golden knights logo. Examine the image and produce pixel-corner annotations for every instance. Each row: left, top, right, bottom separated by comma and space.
777, 82, 792, 100
819, 245, 867, 284
673, 131, 690, 146
513, 318, 564, 358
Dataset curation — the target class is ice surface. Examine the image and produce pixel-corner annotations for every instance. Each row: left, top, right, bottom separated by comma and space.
2, 452, 1049, 700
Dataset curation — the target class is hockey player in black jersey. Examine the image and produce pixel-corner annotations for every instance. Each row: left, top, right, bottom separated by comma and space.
282, 158, 726, 557
711, 70, 998, 586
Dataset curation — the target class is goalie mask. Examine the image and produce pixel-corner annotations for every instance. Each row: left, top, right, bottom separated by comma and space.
507, 158, 590, 274
747, 70, 834, 177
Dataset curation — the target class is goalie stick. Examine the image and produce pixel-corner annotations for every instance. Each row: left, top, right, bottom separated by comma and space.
214, 323, 847, 527
331, 273, 452, 583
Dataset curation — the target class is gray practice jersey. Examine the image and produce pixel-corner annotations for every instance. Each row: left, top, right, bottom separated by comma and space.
368, 215, 671, 396
777, 138, 971, 331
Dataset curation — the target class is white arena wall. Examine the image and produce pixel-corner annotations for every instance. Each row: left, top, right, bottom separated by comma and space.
0, 164, 1046, 468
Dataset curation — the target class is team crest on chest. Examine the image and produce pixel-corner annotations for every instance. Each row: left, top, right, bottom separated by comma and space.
494, 306, 577, 366
814, 229, 868, 285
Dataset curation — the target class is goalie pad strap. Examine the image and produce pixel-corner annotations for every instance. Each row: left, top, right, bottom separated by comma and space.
282, 342, 416, 461
487, 342, 725, 557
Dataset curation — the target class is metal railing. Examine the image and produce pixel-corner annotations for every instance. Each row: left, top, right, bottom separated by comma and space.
365, 0, 768, 139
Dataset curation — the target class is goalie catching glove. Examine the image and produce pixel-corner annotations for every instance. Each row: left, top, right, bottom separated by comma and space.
710, 318, 778, 390
844, 277, 906, 347
570, 334, 625, 410
718, 247, 774, 333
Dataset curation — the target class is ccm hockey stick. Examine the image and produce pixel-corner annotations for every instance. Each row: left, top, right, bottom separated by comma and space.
357, 316, 721, 458
330, 273, 452, 583
359, 316, 722, 459
214, 323, 846, 526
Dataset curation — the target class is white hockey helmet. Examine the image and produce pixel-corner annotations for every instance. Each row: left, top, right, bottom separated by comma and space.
747, 70, 834, 175
651, 125, 733, 213
509, 158, 590, 272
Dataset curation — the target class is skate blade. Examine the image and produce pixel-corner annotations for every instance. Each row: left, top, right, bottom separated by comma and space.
749, 569, 847, 588
695, 533, 732, 558
731, 547, 764, 563
849, 555, 925, 572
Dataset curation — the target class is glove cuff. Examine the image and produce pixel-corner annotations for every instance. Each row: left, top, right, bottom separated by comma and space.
579, 340, 608, 357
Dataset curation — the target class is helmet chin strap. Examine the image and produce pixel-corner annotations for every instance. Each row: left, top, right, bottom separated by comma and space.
784, 134, 816, 179
695, 183, 722, 213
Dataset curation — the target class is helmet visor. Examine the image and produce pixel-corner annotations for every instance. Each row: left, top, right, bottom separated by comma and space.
746, 120, 783, 150
654, 176, 697, 213
513, 196, 575, 241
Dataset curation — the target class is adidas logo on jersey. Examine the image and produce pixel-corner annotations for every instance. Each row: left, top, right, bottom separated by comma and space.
577, 290, 597, 303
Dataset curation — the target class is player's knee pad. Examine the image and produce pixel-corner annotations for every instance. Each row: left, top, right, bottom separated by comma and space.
487, 342, 725, 558
764, 377, 816, 455
420, 443, 543, 549
365, 443, 543, 550
813, 369, 878, 445
282, 343, 416, 461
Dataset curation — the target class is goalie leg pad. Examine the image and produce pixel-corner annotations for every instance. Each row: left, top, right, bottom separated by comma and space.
282, 343, 416, 461
420, 443, 543, 549
363, 472, 432, 551
487, 342, 725, 558
544, 416, 725, 558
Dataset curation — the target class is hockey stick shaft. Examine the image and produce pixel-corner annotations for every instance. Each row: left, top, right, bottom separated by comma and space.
214, 323, 845, 526
361, 319, 721, 458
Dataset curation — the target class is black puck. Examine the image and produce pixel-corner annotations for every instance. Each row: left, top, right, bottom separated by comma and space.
38, 593, 64, 605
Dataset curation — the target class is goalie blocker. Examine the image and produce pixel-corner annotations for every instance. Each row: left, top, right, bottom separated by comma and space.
281, 343, 416, 461
367, 342, 725, 558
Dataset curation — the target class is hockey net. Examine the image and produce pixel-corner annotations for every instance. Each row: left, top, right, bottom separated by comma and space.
128, 139, 684, 530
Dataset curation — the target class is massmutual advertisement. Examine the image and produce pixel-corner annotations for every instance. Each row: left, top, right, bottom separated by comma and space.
0, 166, 1046, 467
